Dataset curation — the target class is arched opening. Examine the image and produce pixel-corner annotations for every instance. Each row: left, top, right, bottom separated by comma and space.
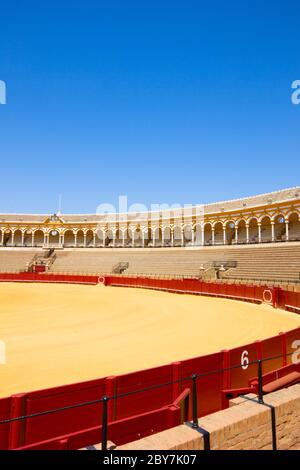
95, 229, 105, 247
273, 215, 286, 241
163, 226, 171, 246
13, 230, 23, 247
194, 224, 202, 245
33, 230, 44, 247
183, 225, 193, 246
23, 230, 33, 247
224, 221, 235, 245
105, 229, 114, 247
288, 212, 300, 241
86, 229, 94, 247
213, 222, 223, 245
248, 218, 258, 244
76, 230, 84, 247
173, 226, 182, 247
261, 216, 272, 243
3, 230, 12, 246
64, 230, 75, 247
237, 220, 247, 244
48, 229, 60, 247
203, 223, 212, 245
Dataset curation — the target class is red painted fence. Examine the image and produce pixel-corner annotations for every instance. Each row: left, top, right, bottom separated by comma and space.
0, 273, 299, 450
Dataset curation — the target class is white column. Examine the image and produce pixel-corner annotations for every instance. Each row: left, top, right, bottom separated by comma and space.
122, 231, 126, 247
83, 233, 87, 247
74, 233, 77, 247
32, 232, 34, 247
246, 224, 250, 244
153, 231, 156, 247
181, 230, 184, 247
0, 231, 3, 246
235, 226, 238, 244
285, 221, 289, 241
142, 231, 145, 247
211, 228, 215, 246
11, 231, 15, 246
112, 231, 116, 247
162, 231, 164, 247
258, 223, 262, 243
60, 234, 64, 247
132, 231, 135, 247
93, 232, 96, 247
271, 222, 275, 242
171, 229, 174, 247
21, 232, 25, 247
223, 227, 227, 245
191, 229, 195, 246
201, 227, 205, 246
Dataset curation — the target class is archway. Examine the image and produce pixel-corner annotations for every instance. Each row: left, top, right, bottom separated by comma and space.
173, 226, 182, 247
33, 230, 44, 247
163, 226, 172, 247
203, 223, 212, 245
64, 230, 75, 247
48, 229, 60, 247
261, 216, 272, 243
288, 212, 300, 241
13, 230, 23, 247
248, 218, 259, 244
224, 221, 235, 245
273, 215, 286, 241
237, 220, 247, 244
213, 222, 223, 245
95, 229, 105, 247
183, 225, 193, 246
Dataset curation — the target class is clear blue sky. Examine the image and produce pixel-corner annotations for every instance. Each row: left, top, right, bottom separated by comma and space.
0, 1, 299, 214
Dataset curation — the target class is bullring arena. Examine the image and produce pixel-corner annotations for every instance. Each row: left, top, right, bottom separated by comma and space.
1, 187, 300, 450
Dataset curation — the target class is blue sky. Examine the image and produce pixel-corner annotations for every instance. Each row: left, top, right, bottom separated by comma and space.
0, 1, 299, 213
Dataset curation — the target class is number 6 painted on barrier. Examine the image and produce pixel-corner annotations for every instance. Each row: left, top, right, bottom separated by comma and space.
241, 350, 249, 370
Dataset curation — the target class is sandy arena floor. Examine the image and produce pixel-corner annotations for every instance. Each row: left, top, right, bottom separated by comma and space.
0, 282, 299, 397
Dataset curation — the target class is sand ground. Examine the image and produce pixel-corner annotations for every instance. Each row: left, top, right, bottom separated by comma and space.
0, 282, 299, 398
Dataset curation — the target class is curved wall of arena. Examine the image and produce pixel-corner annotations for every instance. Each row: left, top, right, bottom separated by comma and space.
0, 187, 300, 248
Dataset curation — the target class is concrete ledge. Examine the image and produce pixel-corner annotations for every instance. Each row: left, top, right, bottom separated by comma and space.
117, 384, 300, 451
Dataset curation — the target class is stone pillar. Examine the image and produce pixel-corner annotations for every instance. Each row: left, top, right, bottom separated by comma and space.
11, 231, 15, 246
285, 221, 289, 241
21, 232, 25, 247
235, 226, 238, 244
211, 228, 215, 246
258, 223, 262, 243
271, 222, 275, 242
201, 227, 205, 246
223, 227, 227, 245
83, 233, 87, 247
93, 232, 96, 247
246, 224, 250, 244
181, 229, 184, 247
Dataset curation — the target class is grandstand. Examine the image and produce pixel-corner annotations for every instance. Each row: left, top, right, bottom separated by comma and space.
0, 188, 300, 285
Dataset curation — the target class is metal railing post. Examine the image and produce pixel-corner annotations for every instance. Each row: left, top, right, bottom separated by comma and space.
191, 374, 198, 428
101, 395, 108, 451
257, 359, 264, 404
